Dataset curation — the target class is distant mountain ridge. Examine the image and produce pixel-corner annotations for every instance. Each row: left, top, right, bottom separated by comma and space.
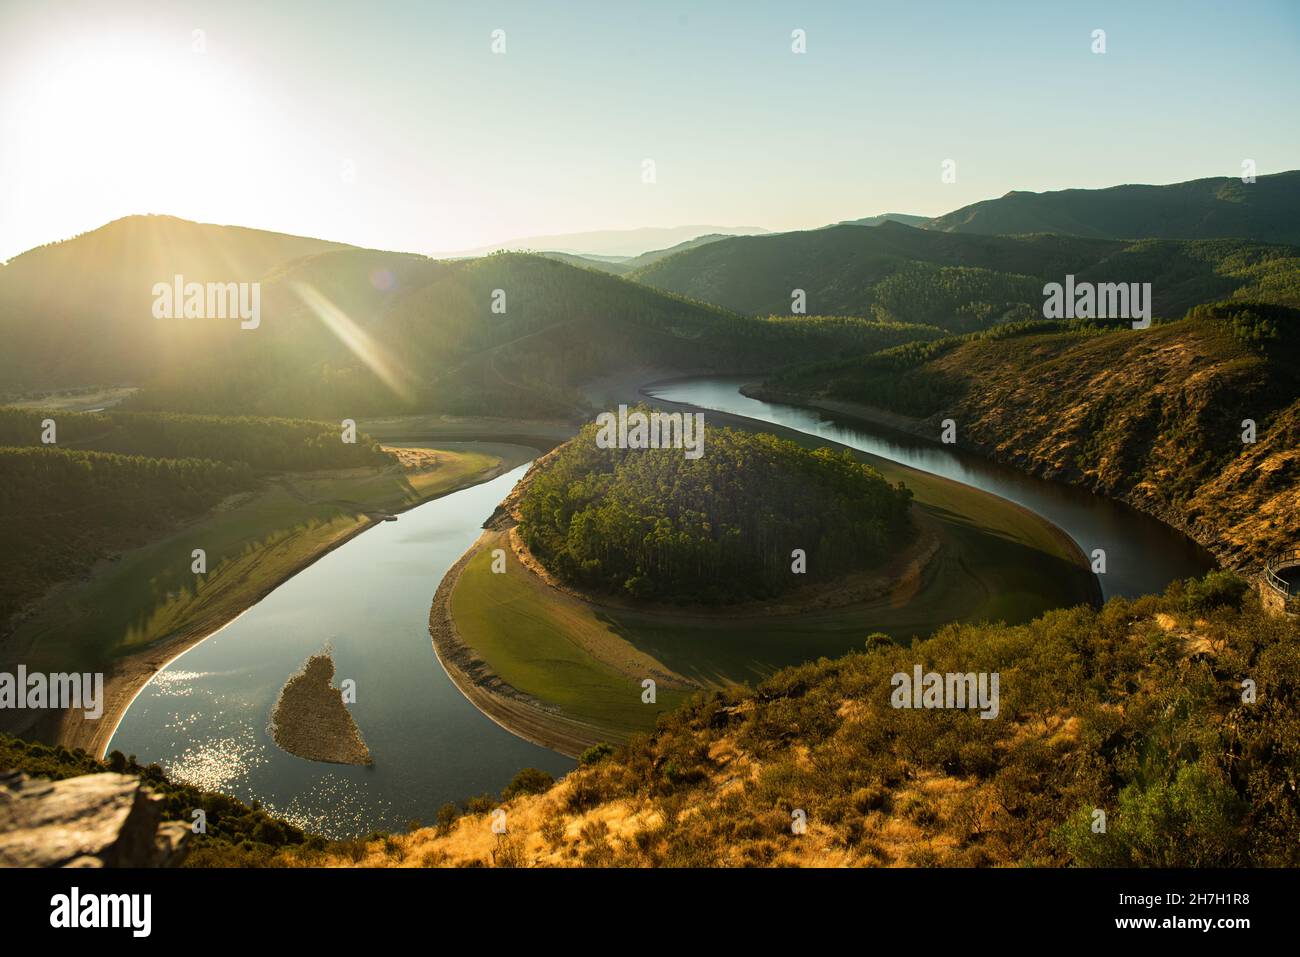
840, 213, 930, 228
630, 220, 1300, 328
445, 224, 770, 259
926, 170, 1300, 244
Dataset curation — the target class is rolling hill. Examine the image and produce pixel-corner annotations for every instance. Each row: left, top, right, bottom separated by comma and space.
926, 170, 1300, 245
630, 221, 1300, 330
0, 216, 937, 419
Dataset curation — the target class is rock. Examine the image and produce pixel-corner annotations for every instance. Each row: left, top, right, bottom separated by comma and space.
0, 770, 189, 867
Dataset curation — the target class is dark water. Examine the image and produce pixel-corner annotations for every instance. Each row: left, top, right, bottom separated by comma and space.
645, 376, 1216, 600
108, 462, 573, 839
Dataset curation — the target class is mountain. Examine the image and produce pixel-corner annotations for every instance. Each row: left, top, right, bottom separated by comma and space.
539, 233, 752, 275
0, 216, 930, 419
925, 171, 1300, 245
0, 215, 353, 391
630, 221, 1300, 330
839, 213, 930, 228
445, 224, 770, 259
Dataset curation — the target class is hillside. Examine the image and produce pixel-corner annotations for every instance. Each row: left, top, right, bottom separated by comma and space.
926, 170, 1300, 245
760, 302, 1300, 572
0, 215, 352, 391
630, 221, 1300, 329
0, 217, 937, 419
338, 577, 1300, 867
0, 408, 392, 638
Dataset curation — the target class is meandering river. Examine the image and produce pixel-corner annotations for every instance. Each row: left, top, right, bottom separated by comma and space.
111, 378, 1215, 838
645, 376, 1216, 600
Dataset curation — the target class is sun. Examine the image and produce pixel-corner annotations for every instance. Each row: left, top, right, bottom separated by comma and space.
5, 27, 267, 245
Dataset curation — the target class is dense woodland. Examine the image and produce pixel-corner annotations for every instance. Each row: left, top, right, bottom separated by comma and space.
518, 419, 914, 603
633, 222, 1300, 327
0, 408, 390, 470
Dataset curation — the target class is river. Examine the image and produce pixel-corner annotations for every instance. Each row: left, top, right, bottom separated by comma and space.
110, 377, 1216, 838
108, 461, 574, 839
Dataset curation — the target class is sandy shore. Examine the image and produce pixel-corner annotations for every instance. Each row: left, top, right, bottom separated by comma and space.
270, 652, 371, 765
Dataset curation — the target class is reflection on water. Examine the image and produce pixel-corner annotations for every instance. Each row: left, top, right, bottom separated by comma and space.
110, 463, 573, 839
646, 376, 1216, 600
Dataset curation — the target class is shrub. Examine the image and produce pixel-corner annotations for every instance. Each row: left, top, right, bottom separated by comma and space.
501, 767, 555, 801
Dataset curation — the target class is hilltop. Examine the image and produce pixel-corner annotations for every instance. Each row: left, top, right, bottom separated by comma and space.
926, 171, 1300, 245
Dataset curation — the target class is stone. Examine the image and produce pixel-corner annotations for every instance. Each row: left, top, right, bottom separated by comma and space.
0, 770, 189, 867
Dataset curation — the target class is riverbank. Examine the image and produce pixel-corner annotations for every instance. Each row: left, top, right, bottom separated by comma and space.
743, 382, 1235, 575
0, 444, 529, 757
429, 533, 615, 758
431, 408, 1100, 753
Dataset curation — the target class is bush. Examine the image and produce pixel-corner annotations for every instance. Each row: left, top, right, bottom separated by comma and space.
579, 743, 616, 766
1183, 570, 1251, 614
501, 767, 555, 801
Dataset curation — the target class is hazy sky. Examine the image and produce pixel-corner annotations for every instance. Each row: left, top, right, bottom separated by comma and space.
2, 0, 1298, 260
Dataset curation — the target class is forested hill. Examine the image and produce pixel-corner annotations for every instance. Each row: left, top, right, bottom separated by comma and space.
761, 301, 1300, 571
0, 409, 393, 631
630, 222, 1300, 329
0, 215, 352, 390
517, 422, 914, 603
0, 217, 939, 419
926, 170, 1300, 245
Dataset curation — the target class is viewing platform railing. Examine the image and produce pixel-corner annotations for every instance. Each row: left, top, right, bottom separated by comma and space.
1264, 551, 1300, 610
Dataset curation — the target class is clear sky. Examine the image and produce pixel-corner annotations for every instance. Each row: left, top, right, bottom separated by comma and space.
2, 0, 1298, 261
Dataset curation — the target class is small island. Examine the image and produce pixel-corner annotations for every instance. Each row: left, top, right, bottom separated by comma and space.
270, 652, 372, 766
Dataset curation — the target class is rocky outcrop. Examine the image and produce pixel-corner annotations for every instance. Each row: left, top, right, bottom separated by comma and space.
0, 771, 189, 867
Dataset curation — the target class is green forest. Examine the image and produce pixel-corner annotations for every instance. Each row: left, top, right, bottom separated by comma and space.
518, 418, 914, 603
0, 408, 390, 471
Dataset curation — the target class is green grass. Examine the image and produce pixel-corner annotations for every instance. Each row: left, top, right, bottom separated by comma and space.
450, 541, 691, 735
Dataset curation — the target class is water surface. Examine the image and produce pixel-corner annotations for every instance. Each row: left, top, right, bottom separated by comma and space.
110, 462, 574, 838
